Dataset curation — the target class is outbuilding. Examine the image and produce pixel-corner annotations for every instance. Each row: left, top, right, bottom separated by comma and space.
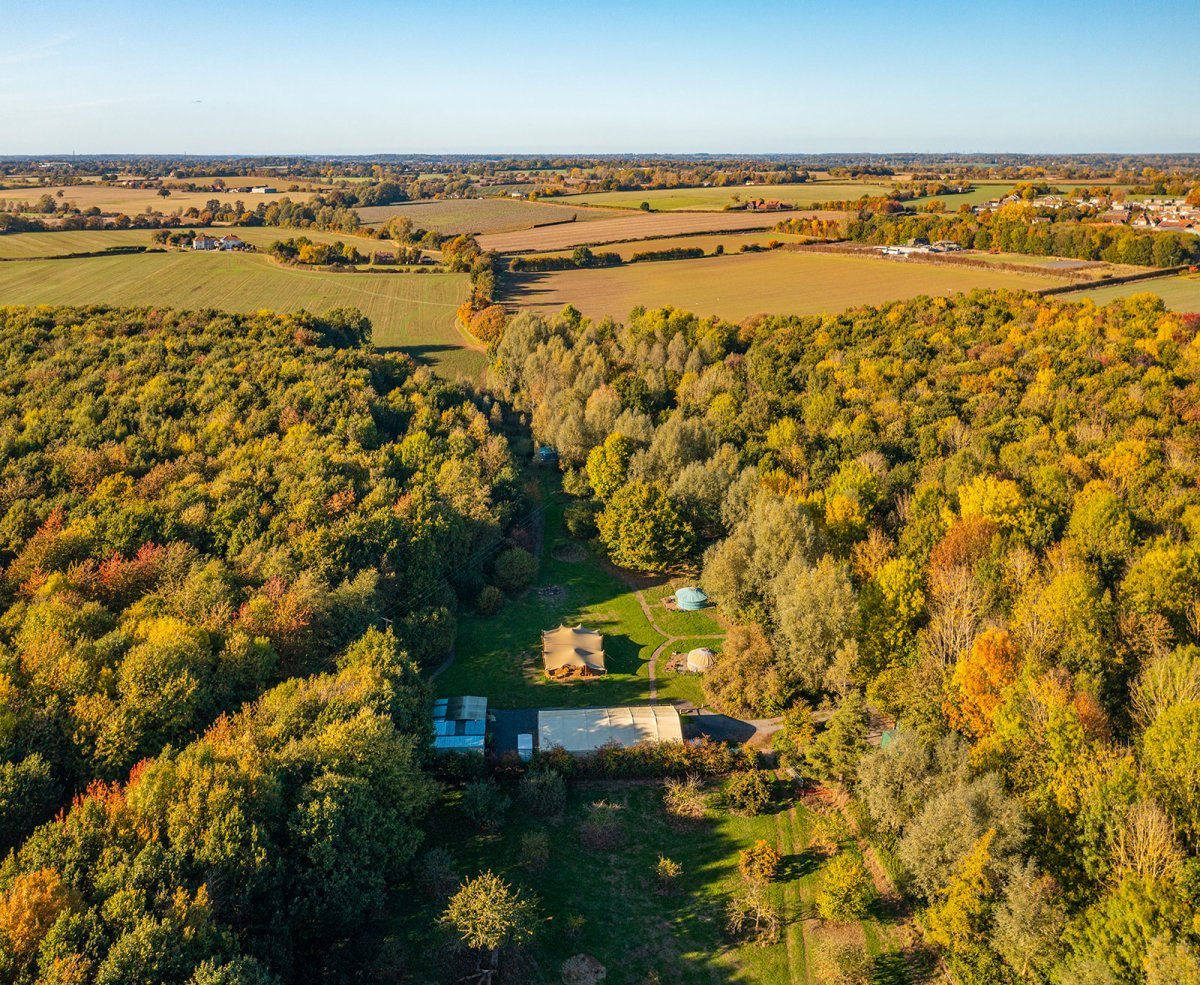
673, 587, 710, 611
432, 695, 487, 753
685, 647, 717, 673
538, 705, 683, 753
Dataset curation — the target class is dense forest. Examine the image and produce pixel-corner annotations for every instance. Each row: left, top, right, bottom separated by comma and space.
0, 304, 531, 983
496, 291, 1200, 983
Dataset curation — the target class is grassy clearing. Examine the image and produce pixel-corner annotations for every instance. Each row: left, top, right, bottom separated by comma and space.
556, 181, 894, 211
0, 183, 316, 214
503, 249, 1060, 323
438, 488, 664, 708
479, 210, 839, 254
396, 779, 914, 985
439, 483, 726, 710
0, 226, 396, 259
1069, 272, 1200, 312
0, 251, 484, 378
357, 198, 614, 234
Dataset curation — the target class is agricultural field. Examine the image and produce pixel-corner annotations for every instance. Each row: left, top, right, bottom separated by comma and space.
479, 210, 840, 253
394, 780, 920, 985
438, 484, 725, 710
0, 183, 318, 215
0, 250, 484, 377
554, 180, 894, 211
0, 226, 395, 259
502, 249, 1060, 323
357, 198, 614, 234
528, 230, 814, 261
1070, 271, 1200, 311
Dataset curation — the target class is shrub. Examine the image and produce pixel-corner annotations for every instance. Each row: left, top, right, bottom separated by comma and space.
726, 770, 773, 816
809, 806, 852, 856
580, 800, 624, 849
815, 852, 877, 922
492, 546, 538, 594
812, 937, 873, 985
519, 829, 550, 871
415, 848, 459, 899
461, 778, 511, 832
656, 855, 683, 892
519, 767, 566, 817
663, 774, 707, 819
476, 584, 504, 615
738, 840, 782, 885
725, 887, 780, 945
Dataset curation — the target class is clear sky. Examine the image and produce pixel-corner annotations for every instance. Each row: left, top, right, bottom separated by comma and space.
2, 0, 1196, 155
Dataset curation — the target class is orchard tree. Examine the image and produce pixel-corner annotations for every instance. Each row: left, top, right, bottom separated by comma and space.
441, 871, 537, 979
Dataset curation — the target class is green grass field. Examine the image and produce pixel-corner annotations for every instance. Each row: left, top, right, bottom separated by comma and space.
438, 483, 724, 710
357, 198, 615, 234
0, 251, 485, 378
1070, 272, 1200, 312
396, 779, 917, 985
0, 227, 398, 259
504, 249, 1060, 323
556, 181, 894, 211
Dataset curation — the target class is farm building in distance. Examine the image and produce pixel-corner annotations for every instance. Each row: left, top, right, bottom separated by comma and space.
542, 625, 606, 679
538, 705, 683, 753
432, 695, 487, 753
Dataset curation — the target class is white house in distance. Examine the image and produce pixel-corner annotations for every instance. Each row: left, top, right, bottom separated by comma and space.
191, 234, 246, 252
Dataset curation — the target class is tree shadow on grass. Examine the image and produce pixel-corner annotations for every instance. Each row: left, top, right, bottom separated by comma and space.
778, 848, 823, 882
872, 951, 913, 985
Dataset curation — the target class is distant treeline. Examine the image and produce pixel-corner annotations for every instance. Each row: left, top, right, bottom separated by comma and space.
847, 207, 1200, 267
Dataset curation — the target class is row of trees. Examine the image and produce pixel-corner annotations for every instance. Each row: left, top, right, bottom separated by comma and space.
494, 289, 1200, 982
847, 202, 1200, 267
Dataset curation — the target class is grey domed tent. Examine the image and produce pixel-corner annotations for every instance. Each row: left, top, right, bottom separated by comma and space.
674, 586, 709, 611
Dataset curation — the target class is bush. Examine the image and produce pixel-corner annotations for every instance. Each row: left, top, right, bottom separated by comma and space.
476, 584, 504, 615
812, 937, 873, 985
519, 767, 566, 817
663, 774, 707, 819
725, 770, 773, 816
725, 887, 780, 946
540, 736, 740, 780
656, 855, 683, 893
493, 546, 538, 594
809, 806, 852, 856
461, 778, 511, 831
415, 847, 460, 899
519, 829, 550, 871
815, 852, 877, 922
738, 840, 782, 885
580, 800, 624, 850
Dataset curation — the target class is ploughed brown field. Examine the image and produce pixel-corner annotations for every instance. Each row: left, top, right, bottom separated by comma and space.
479, 209, 845, 253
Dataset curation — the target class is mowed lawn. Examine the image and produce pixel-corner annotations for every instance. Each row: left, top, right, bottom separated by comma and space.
479, 210, 839, 253
397, 781, 916, 985
357, 197, 615, 234
0, 227, 399, 259
557, 181, 894, 211
1071, 272, 1200, 312
0, 251, 484, 378
503, 249, 1060, 322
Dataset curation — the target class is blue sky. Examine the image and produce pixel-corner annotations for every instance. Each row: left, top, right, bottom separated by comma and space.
2, 0, 1195, 154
